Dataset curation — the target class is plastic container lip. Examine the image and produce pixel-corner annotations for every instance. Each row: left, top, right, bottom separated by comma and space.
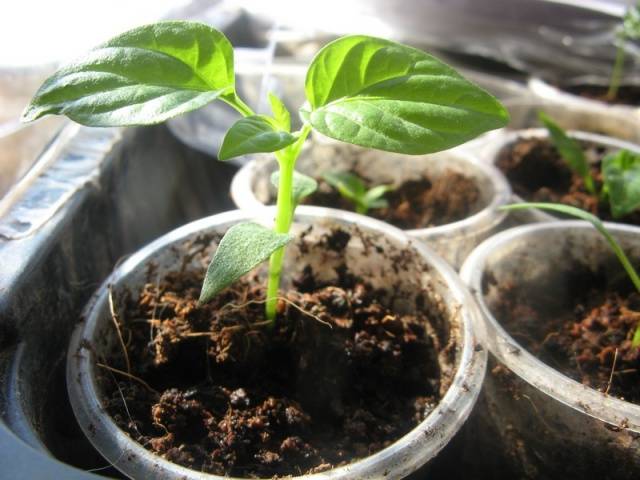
460, 220, 640, 433
479, 127, 640, 223
67, 205, 487, 480
230, 148, 512, 241
528, 77, 640, 113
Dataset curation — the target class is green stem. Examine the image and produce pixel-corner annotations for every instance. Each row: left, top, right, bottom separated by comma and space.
221, 92, 255, 117
355, 203, 368, 215
502, 202, 640, 294
607, 38, 626, 101
265, 125, 312, 321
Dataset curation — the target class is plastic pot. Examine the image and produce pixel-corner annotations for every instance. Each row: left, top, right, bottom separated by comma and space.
528, 76, 640, 122
230, 141, 511, 269
67, 206, 487, 480
495, 97, 640, 143
461, 221, 640, 479
480, 128, 640, 224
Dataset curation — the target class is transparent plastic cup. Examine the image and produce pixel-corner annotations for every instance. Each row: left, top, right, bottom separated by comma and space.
67, 206, 487, 480
230, 141, 511, 269
528, 77, 640, 123
479, 128, 640, 224
461, 221, 640, 479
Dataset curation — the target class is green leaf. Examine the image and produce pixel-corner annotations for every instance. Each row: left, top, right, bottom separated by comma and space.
538, 111, 595, 194
22, 21, 236, 126
199, 222, 293, 305
304, 35, 509, 154
501, 202, 640, 295
364, 184, 394, 205
269, 92, 291, 132
623, 3, 640, 40
602, 149, 640, 218
270, 171, 318, 204
633, 324, 640, 348
218, 115, 297, 161
322, 171, 367, 202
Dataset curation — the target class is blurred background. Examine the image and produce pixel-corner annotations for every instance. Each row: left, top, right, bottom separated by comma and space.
0, 2, 638, 479
1, 0, 637, 204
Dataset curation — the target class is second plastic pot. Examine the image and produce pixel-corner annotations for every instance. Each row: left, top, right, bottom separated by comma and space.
231, 140, 511, 269
461, 221, 640, 479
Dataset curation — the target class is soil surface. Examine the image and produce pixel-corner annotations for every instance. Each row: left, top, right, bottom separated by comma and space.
302, 171, 481, 230
487, 263, 640, 403
564, 84, 640, 107
98, 232, 450, 477
496, 137, 640, 225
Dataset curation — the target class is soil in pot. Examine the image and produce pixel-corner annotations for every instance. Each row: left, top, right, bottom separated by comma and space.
97, 230, 454, 478
496, 137, 640, 225
301, 171, 480, 229
563, 84, 640, 107
485, 261, 640, 403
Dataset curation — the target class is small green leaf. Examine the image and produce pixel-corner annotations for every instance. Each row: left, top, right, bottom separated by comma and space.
538, 111, 595, 194
633, 324, 640, 348
271, 171, 318, 204
364, 184, 394, 207
218, 115, 297, 161
623, 3, 640, 40
602, 149, 640, 218
269, 92, 291, 132
322, 171, 367, 202
22, 21, 236, 126
304, 35, 509, 154
199, 222, 293, 305
501, 202, 640, 296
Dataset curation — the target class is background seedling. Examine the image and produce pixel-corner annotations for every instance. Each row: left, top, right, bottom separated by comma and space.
23, 21, 509, 322
607, 2, 640, 100
538, 111, 640, 219
502, 202, 640, 347
321, 171, 393, 215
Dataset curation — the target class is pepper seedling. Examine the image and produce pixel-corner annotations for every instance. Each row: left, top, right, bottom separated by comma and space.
607, 2, 640, 100
22, 21, 509, 322
538, 111, 640, 219
321, 171, 393, 215
502, 202, 640, 347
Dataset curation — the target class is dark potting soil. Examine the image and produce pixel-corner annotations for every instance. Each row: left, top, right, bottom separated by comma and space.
496, 137, 640, 225
304, 171, 481, 229
98, 232, 451, 477
487, 263, 640, 404
564, 84, 640, 107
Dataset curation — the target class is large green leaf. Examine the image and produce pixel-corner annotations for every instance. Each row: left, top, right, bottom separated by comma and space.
270, 171, 318, 204
199, 222, 293, 305
22, 21, 235, 126
304, 35, 509, 154
602, 149, 640, 218
218, 115, 297, 161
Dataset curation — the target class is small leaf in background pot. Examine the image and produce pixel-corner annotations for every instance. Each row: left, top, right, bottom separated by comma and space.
322, 171, 367, 202
623, 2, 640, 39
22, 21, 236, 126
304, 35, 509, 154
271, 171, 318, 205
538, 111, 595, 194
218, 115, 297, 161
363, 184, 394, 209
199, 222, 293, 305
602, 149, 640, 219
322, 171, 392, 214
